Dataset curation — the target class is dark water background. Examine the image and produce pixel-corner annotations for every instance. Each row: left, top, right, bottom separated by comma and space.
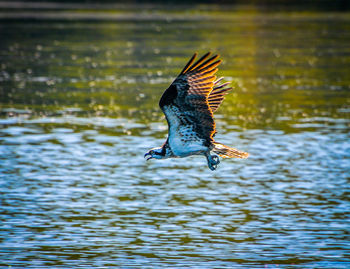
0, 3, 350, 268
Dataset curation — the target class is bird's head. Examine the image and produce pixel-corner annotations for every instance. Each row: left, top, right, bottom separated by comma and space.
144, 147, 165, 160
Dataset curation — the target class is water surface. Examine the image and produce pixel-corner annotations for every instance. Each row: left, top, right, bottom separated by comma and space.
0, 5, 350, 268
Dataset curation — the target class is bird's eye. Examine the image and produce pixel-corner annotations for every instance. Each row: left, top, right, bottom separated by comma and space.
150, 150, 154, 154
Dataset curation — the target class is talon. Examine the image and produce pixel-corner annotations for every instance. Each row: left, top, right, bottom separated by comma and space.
209, 163, 216, 171
212, 155, 220, 165
206, 153, 220, 171
209, 159, 218, 170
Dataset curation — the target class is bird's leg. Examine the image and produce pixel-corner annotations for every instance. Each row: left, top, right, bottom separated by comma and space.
205, 152, 220, 171
212, 155, 220, 165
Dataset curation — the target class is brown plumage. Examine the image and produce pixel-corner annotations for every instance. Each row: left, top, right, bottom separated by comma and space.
159, 52, 231, 142
146, 52, 249, 170
212, 142, 249, 159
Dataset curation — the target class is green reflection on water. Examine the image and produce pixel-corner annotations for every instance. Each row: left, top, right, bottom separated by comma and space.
0, 6, 350, 269
0, 7, 349, 133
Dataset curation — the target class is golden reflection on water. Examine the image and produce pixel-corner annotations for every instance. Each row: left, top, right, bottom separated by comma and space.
0, 4, 350, 269
1, 8, 349, 134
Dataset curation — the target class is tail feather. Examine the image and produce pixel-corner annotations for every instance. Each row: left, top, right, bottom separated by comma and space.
213, 142, 249, 159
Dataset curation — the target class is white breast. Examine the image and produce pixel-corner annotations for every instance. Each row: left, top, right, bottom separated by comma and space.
163, 106, 207, 157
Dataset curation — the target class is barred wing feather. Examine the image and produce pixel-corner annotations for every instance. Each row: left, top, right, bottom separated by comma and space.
159, 52, 232, 141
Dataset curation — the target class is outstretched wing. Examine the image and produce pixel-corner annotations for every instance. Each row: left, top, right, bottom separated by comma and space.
159, 52, 230, 141
209, 77, 232, 113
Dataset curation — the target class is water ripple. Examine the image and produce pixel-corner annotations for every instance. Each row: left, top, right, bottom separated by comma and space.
1, 114, 349, 268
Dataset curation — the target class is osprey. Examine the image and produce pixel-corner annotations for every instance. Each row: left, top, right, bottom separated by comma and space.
144, 52, 249, 170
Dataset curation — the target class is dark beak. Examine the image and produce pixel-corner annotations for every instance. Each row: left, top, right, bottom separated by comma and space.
144, 152, 152, 161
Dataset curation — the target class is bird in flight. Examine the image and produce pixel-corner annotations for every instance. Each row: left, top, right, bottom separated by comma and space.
144, 52, 248, 170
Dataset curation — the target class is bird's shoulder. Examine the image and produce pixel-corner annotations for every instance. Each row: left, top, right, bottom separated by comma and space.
159, 52, 232, 140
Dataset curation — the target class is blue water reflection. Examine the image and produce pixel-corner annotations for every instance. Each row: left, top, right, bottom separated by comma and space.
1, 4, 350, 269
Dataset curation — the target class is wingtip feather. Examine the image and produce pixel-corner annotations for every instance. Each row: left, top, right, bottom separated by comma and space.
180, 53, 198, 74
187, 52, 213, 72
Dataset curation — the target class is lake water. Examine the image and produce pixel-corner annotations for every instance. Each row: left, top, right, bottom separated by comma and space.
0, 4, 350, 268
